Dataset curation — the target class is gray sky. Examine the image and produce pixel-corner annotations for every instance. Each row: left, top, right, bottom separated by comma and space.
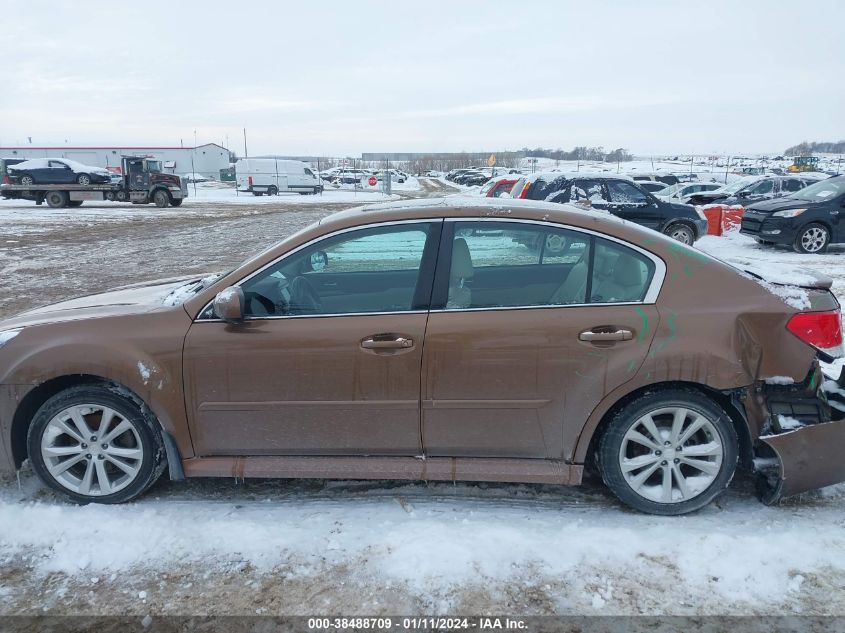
1, 0, 842, 156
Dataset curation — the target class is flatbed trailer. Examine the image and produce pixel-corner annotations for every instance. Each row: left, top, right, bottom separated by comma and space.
1, 156, 188, 208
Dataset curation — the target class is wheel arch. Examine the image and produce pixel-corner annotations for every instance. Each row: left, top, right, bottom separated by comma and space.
576, 380, 753, 473
10, 374, 185, 480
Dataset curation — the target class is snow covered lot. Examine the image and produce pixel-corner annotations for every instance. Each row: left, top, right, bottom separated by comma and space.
1, 186, 845, 619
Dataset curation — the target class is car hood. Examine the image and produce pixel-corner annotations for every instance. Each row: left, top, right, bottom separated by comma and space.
746, 198, 815, 214
0, 275, 205, 330
692, 190, 726, 201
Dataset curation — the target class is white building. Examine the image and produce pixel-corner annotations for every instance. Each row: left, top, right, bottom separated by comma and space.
0, 143, 231, 179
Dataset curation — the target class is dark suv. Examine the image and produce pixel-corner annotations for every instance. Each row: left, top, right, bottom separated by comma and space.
740, 175, 845, 253
686, 175, 821, 207
511, 173, 707, 244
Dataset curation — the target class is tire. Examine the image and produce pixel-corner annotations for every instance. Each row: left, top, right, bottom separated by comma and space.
19, 174, 35, 186
793, 223, 830, 254
67, 200, 83, 207
598, 388, 738, 515
152, 189, 170, 208
170, 198, 183, 207
268, 185, 278, 196
27, 384, 166, 504
45, 190, 69, 208
76, 174, 91, 185
663, 222, 695, 245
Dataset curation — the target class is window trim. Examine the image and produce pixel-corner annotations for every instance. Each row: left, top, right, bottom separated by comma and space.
196, 218, 442, 322
429, 217, 666, 313
196, 217, 667, 322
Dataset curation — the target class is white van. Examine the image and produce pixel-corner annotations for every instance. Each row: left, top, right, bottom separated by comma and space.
236, 159, 323, 196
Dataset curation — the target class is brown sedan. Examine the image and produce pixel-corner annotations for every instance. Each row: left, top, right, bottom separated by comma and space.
1, 198, 844, 514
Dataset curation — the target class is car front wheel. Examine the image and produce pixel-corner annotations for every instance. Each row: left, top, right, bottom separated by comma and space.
27, 384, 166, 504
598, 388, 737, 515
793, 223, 830, 254
76, 174, 91, 185
663, 223, 695, 245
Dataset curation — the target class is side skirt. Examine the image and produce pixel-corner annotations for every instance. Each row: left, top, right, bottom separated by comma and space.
182, 455, 583, 485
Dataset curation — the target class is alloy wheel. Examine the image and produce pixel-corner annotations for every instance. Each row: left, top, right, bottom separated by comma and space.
801, 227, 827, 253
668, 225, 693, 244
40, 404, 144, 496
618, 406, 724, 504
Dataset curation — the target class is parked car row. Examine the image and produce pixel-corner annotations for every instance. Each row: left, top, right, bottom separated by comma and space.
504, 172, 707, 245
319, 167, 409, 186
685, 174, 826, 207
740, 175, 845, 253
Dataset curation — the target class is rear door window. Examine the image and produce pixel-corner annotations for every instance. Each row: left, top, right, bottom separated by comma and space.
589, 238, 655, 304
570, 179, 607, 203
444, 222, 592, 309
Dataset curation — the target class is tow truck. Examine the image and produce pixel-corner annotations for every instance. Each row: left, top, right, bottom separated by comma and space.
0, 156, 188, 208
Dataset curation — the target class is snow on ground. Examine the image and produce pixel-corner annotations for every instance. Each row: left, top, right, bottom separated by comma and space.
2, 468, 845, 616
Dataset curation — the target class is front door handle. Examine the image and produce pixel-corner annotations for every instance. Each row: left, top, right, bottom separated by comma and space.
361, 335, 414, 350
579, 329, 633, 342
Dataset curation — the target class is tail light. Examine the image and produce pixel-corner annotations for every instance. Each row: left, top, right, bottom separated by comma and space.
516, 182, 530, 199
248, 176, 253, 189
786, 310, 843, 358
2, 175, 9, 185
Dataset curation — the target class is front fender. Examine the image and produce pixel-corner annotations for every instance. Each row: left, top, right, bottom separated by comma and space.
0, 314, 194, 459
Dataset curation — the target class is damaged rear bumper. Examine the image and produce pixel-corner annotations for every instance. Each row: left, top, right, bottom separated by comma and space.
755, 366, 845, 503
758, 420, 845, 502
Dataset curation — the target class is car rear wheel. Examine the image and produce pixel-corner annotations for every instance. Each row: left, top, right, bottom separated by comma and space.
598, 388, 738, 515
76, 174, 91, 185
268, 185, 278, 196
663, 223, 695, 245
793, 223, 830, 254
152, 189, 170, 208
27, 385, 166, 504
19, 174, 35, 186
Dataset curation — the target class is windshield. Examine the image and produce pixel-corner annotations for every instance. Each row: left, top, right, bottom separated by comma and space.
717, 176, 758, 194
790, 177, 845, 202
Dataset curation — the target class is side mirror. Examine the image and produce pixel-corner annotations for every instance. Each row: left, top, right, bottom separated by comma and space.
737, 190, 750, 198
213, 287, 245, 324
309, 250, 328, 272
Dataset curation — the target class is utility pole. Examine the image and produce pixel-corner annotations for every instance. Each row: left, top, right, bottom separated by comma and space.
243, 128, 248, 158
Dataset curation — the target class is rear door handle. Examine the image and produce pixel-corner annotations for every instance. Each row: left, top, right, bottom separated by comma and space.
361, 335, 414, 350
579, 329, 633, 342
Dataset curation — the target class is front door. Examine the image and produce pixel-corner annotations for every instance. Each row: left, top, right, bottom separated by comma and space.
183, 220, 441, 456
605, 180, 662, 229
421, 220, 660, 460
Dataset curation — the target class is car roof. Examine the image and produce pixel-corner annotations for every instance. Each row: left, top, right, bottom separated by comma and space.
520, 171, 634, 183
318, 196, 637, 232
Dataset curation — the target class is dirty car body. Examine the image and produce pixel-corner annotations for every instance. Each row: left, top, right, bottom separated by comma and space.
0, 197, 843, 514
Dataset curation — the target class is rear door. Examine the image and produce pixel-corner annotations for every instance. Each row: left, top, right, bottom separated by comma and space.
420, 219, 661, 460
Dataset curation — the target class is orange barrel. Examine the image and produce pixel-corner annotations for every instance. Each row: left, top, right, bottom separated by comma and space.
701, 205, 723, 236
721, 205, 745, 233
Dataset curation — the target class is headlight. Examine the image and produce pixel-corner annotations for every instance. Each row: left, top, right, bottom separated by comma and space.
0, 328, 22, 348
772, 208, 807, 218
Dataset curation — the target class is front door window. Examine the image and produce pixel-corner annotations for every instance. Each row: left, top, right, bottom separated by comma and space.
240, 223, 436, 317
